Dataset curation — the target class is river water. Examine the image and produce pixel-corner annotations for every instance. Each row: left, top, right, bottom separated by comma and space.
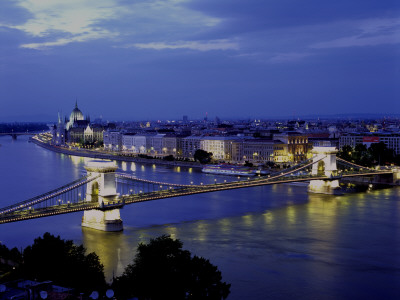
0, 136, 399, 299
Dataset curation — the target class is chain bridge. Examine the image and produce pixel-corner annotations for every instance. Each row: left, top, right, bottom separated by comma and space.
0, 147, 396, 231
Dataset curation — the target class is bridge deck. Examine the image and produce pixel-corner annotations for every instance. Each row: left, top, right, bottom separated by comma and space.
0, 170, 393, 224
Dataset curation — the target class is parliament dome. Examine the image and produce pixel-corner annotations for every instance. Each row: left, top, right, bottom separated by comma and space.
66, 101, 85, 130
69, 101, 84, 121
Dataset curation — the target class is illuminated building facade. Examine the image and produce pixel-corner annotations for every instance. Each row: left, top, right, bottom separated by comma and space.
273, 132, 309, 163
147, 134, 165, 155
181, 136, 202, 159
339, 133, 400, 155
66, 101, 85, 130
53, 113, 66, 146
121, 133, 177, 156
52, 102, 104, 145
122, 134, 147, 153
200, 137, 241, 161
241, 139, 275, 163
162, 134, 177, 156
103, 131, 122, 151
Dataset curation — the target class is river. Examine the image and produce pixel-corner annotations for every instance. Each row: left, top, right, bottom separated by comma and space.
0, 136, 399, 299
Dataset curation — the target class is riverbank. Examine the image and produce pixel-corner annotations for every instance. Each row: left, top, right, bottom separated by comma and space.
30, 137, 203, 168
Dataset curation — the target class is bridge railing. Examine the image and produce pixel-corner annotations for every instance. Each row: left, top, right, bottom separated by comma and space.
0, 175, 99, 215
116, 173, 200, 187
336, 157, 374, 171
266, 155, 325, 181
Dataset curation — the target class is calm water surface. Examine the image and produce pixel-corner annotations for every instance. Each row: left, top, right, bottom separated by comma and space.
0, 136, 399, 299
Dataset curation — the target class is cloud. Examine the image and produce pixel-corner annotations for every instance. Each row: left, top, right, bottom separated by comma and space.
268, 52, 313, 63
2, 0, 221, 49
311, 18, 400, 49
129, 39, 239, 51
312, 33, 400, 49
233, 17, 400, 64
21, 30, 118, 50
1, 0, 121, 48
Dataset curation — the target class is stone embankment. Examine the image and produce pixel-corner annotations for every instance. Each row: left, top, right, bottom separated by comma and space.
30, 138, 203, 169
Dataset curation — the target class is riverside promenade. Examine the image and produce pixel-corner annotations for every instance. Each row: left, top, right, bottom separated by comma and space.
30, 137, 203, 169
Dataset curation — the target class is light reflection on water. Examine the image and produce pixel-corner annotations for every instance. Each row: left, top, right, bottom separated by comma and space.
0, 136, 400, 299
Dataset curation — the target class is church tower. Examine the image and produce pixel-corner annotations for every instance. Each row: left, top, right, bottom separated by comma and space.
54, 112, 66, 145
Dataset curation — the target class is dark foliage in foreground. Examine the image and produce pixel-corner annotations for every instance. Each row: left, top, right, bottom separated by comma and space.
112, 235, 231, 300
1, 233, 106, 293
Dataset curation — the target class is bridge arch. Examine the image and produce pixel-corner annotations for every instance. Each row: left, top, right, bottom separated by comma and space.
311, 146, 338, 177
82, 160, 123, 231
90, 181, 99, 202
317, 160, 325, 176
309, 146, 341, 194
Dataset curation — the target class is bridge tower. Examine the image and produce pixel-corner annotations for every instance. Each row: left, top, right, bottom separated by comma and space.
308, 146, 341, 194
392, 167, 400, 185
81, 160, 123, 231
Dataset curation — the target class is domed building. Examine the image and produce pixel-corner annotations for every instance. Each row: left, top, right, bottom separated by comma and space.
66, 101, 85, 130
52, 101, 105, 146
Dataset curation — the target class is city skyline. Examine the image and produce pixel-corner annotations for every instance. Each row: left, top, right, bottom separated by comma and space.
1, 0, 399, 121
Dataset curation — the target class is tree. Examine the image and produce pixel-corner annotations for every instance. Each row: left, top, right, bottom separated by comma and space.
19, 233, 106, 293
194, 149, 213, 164
244, 161, 253, 167
0, 244, 22, 280
369, 142, 395, 165
354, 144, 373, 167
112, 235, 231, 300
338, 145, 353, 162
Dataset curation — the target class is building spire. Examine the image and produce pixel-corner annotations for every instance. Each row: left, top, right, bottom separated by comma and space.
75, 98, 78, 109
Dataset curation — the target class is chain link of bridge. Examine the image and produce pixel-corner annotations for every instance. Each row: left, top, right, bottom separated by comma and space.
0, 147, 396, 230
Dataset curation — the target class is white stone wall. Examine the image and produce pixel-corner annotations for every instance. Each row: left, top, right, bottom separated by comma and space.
103, 131, 122, 151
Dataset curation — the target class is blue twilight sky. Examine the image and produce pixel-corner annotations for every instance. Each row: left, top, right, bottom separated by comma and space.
0, 0, 399, 121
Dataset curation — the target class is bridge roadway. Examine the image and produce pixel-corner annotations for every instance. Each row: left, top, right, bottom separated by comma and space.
0, 132, 37, 136
0, 169, 392, 224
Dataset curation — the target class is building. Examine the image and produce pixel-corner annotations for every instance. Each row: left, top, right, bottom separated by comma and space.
66, 101, 85, 130
242, 139, 275, 164
273, 132, 309, 163
68, 127, 84, 143
182, 136, 203, 159
162, 134, 177, 156
272, 143, 289, 164
200, 136, 241, 161
52, 102, 104, 146
122, 133, 147, 153
52, 113, 65, 146
104, 131, 122, 151
147, 134, 165, 155
339, 133, 400, 155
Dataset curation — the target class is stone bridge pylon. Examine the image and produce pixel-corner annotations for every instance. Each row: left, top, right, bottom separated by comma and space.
308, 146, 341, 195
81, 160, 124, 231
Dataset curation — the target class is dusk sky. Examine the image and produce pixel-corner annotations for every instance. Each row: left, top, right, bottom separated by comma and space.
1, 0, 399, 122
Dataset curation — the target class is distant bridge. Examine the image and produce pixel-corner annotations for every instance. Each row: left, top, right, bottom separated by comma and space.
0, 147, 395, 231
0, 132, 38, 139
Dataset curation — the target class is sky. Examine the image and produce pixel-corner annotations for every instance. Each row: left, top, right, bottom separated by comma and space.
0, 0, 399, 122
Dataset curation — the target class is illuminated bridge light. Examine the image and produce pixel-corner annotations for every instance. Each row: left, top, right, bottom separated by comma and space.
0, 158, 389, 224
